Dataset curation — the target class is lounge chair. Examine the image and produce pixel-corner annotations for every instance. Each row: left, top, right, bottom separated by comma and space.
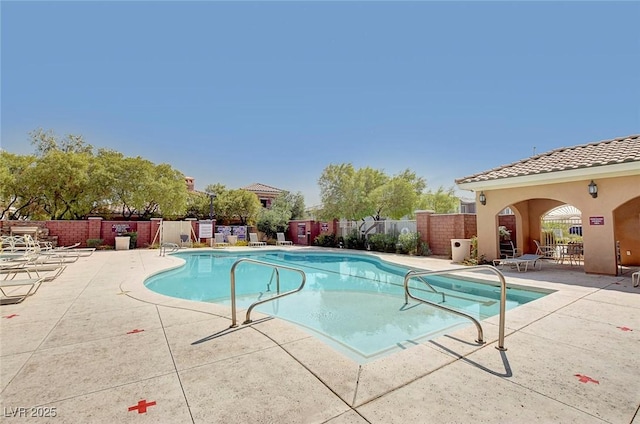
631, 271, 639, 287
493, 254, 543, 272
1, 262, 67, 282
534, 240, 556, 259
41, 241, 96, 256
213, 233, 229, 248
276, 233, 293, 246
499, 241, 521, 259
248, 233, 266, 247
0, 276, 45, 304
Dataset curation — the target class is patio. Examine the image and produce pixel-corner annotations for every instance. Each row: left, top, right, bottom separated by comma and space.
1, 248, 638, 423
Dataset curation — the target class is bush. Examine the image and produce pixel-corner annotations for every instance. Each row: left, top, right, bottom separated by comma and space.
368, 233, 397, 253
397, 232, 419, 255
418, 241, 432, 256
314, 233, 337, 247
124, 232, 137, 249
344, 230, 365, 250
87, 239, 104, 248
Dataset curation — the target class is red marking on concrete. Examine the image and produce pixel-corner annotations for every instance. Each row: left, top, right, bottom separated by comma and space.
128, 399, 156, 414
617, 326, 633, 331
574, 374, 599, 384
127, 329, 144, 334
3, 314, 18, 319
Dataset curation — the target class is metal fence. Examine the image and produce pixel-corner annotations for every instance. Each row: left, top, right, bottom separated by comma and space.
541, 205, 582, 245
336, 219, 417, 238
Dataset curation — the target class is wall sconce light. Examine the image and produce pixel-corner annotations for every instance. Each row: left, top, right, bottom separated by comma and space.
588, 180, 598, 198
479, 191, 486, 205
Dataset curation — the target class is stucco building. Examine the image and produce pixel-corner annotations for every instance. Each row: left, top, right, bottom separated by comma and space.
456, 134, 640, 275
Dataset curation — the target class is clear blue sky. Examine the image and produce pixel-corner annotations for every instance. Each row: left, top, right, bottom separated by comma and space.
2, 1, 638, 207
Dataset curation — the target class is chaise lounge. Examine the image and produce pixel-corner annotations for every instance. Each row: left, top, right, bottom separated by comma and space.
493, 254, 544, 272
276, 232, 293, 246
248, 233, 266, 247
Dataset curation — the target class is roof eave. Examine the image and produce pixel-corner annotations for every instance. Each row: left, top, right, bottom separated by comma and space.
456, 161, 640, 192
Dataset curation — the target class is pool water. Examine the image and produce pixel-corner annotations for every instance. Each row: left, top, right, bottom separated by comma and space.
145, 250, 551, 363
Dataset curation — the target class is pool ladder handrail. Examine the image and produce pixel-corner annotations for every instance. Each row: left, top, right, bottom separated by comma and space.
408, 273, 446, 303
404, 265, 507, 351
229, 258, 306, 327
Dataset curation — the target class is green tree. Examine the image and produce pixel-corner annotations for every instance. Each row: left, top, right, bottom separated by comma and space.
185, 191, 211, 219
2, 128, 191, 220
318, 164, 426, 227
318, 164, 387, 221
256, 191, 303, 239
418, 186, 459, 213
0, 151, 39, 219
27, 130, 100, 219
229, 189, 262, 225
137, 163, 187, 219
370, 176, 418, 220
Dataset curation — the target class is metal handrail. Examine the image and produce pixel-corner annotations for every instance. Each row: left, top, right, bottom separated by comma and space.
229, 258, 306, 327
404, 265, 508, 350
266, 268, 279, 293
406, 272, 446, 303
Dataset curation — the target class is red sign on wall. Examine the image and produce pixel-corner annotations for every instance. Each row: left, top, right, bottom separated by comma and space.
589, 216, 605, 225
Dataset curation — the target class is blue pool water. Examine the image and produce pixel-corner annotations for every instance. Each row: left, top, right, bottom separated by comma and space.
145, 250, 551, 362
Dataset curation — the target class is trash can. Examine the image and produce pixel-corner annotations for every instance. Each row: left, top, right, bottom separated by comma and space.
451, 239, 472, 263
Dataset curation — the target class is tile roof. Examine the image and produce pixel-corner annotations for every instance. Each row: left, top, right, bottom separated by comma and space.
242, 182, 284, 194
456, 134, 640, 184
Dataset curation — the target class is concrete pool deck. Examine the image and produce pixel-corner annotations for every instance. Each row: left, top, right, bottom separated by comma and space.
1, 247, 638, 423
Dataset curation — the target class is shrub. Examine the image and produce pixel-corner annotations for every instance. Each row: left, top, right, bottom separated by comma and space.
418, 240, 432, 256
368, 233, 397, 253
344, 230, 365, 250
314, 233, 337, 247
397, 232, 419, 255
124, 231, 137, 249
87, 239, 104, 248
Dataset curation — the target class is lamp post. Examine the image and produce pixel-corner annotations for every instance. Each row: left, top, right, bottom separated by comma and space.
209, 193, 216, 221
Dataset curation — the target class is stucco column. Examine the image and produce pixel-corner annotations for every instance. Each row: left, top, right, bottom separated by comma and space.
476, 202, 501, 260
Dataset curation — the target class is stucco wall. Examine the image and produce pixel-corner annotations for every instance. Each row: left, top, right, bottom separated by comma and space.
475, 175, 640, 275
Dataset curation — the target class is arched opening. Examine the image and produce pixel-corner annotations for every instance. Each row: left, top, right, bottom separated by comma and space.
539, 204, 584, 265
541, 205, 583, 244
613, 195, 640, 269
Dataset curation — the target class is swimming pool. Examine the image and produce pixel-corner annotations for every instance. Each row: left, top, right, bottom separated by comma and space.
145, 250, 551, 363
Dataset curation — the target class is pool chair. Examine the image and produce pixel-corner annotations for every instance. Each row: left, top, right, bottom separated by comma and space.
534, 240, 556, 259
213, 233, 229, 248
1, 262, 67, 282
248, 233, 266, 247
276, 233, 293, 246
493, 254, 544, 272
42, 241, 96, 256
0, 276, 45, 305
633, 271, 639, 287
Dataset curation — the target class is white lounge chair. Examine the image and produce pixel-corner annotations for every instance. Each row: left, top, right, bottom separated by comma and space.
0, 277, 45, 304
213, 233, 229, 248
248, 233, 266, 247
534, 240, 556, 259
1, 262, 67, 282
632, 271, 639, 287
493, 254, 543, 272
276, 233, 293, 246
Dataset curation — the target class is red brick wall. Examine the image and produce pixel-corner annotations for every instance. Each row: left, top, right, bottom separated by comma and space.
415, 212, 478, 257
1, 219, 165, 248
